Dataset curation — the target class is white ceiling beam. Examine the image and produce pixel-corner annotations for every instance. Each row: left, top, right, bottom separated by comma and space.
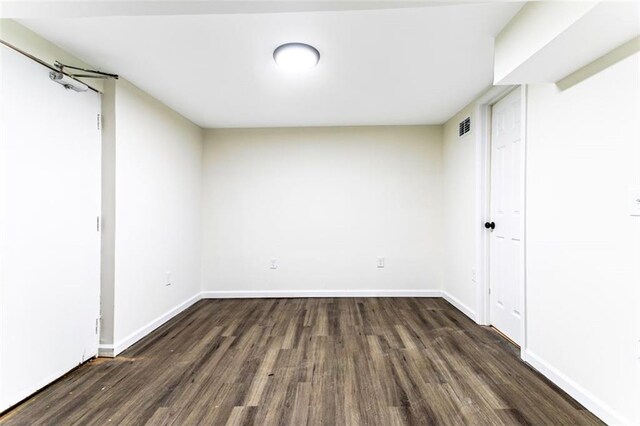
0, 1, 476, 19
493, 1, 640, 85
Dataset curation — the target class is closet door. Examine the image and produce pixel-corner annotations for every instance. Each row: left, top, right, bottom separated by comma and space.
0, 45, 101, 411
488, 88, 523, 345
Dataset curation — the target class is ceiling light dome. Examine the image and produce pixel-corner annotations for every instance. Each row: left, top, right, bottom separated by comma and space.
273, 43, 320, 72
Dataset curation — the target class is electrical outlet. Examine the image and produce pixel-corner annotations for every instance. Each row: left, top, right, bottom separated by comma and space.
270, 258, 278, 269
377, 257, 385, 268
165, 271, 172, 286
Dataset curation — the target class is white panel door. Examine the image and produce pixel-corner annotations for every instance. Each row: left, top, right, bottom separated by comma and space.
0, 46, 101, 411
489, 88, 523, 345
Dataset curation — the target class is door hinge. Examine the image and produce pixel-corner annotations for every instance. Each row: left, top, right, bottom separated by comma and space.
95, 318, 100, 335
97, 113, 101, 130
97, 216, 100, 232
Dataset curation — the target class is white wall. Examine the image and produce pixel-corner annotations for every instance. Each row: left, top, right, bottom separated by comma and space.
201, 126, 443, 295
524, 52, 640, 425
441, 105, 477, 316
493, 2, 596, 84
109, 80, 203, 351
1, 19, 206, 359
4, 16, 638, 425
494, 3, 639, 85
439, 48, 640, 424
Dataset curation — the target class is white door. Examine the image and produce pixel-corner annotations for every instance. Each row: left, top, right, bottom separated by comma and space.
488, 88, 523, 345
0, 46, 101, 411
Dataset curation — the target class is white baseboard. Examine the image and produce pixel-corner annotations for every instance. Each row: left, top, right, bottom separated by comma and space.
441, 291, 476, 321
98, 290, 442, 357
97, 345, 115, 358
200, 289, 442, 299
522, 349, 630, 426
98, 292, 201, 358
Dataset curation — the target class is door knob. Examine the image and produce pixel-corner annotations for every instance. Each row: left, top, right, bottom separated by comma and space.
484, 221, 495, 230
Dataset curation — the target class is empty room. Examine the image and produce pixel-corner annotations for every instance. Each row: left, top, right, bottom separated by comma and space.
0, 1, 639, 425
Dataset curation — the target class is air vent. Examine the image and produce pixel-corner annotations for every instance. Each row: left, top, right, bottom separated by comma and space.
458, 116, 471, 138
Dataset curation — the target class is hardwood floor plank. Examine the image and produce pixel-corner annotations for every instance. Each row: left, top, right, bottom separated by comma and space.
0, 298, 603, 426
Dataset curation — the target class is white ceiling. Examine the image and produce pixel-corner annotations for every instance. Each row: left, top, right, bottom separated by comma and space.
19, 3, 523, 128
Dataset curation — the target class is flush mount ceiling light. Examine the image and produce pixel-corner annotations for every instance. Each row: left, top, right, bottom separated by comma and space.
273, 43, 320, 72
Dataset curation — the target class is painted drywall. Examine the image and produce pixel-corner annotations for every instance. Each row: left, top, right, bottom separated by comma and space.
201, 126, 443, 295
525, 52, 640, 425
16, 4, 522, 129
0, 19, 206, 359
441, 106, 477, 316
493, 2, 596, 84
557, 37, 640, 90
110, 79, 203, 350
495, 2, 639, 85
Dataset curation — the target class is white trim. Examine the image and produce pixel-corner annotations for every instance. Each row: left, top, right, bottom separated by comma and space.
98, 289, 443, 357
474, 101, 491, 326
98, 292, 201, 358
519, 85, 529, 353
441, 291, 476, 321
522, 350, 631, 426
475, 85, 516, 106
201, 289, 442, 299
97, 345, 115, 358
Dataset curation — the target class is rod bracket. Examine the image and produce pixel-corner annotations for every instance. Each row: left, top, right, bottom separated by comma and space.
55, 61, 119, 80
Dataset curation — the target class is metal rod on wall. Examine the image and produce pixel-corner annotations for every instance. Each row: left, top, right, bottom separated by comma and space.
54, 61, 119, 79
0, 39, 111, 93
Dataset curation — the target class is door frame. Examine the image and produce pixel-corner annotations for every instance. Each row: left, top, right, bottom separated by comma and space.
473, 84, 528, 355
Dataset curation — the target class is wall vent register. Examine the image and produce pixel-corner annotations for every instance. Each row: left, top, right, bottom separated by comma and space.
459, 116, 471, 137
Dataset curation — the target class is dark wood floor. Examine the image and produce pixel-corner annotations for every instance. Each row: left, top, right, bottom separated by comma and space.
1, 298, 601, 425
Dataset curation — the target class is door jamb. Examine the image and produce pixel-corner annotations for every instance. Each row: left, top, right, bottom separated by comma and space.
473, 84, 528, 356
